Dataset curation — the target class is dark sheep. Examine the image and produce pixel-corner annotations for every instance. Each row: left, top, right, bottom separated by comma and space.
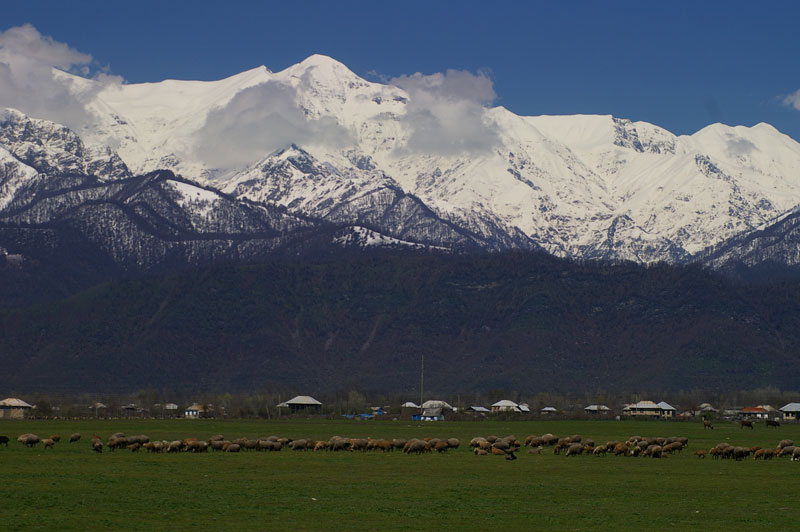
0, 435, 8, 446
69, 433, 81, 443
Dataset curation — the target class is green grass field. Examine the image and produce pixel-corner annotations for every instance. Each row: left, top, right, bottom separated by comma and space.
0, 418, 797, 531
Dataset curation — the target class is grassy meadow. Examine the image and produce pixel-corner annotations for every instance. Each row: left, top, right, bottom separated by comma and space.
0, 418, 797, 531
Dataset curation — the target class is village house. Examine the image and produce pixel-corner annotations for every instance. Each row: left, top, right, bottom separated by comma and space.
779, 403, 800, 421
623, 400, 676, 418
491, 399, 520, 413
184, 403, 206, 419
0, 398, 33, 419
276, 395, 323, 414
584, 404, 611, 415
740, 406, 770, 420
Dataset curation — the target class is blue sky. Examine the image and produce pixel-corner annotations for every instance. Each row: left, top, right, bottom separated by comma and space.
4, 0, 800, 141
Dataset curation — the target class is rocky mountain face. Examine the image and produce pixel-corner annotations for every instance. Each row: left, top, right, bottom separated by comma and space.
2, 55, 800, 281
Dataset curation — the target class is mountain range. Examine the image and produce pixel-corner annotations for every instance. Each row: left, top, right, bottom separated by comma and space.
2, 54, 800, 281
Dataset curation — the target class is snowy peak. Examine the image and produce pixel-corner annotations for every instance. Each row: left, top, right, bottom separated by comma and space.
5, 56, 800, 268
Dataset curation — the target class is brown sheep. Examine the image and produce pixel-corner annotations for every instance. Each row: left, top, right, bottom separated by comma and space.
565, 443, 584, 456
314, 441, 330, 452
349, 438, 368, 452
69, 433, 81, 443
778, 439, 794, 449
541, 433, 558, 446
434, 441, 450, 453
491, 446, 507, 456
404, 439, 429, 454
474, 448, 488, 455
42, 438, 55, 449
208, 434, 225, 442
225, 444, 241, 453
447, 438, 460, 449
528, 446, 543, 455
694, 450, 707, 458
613, 443, 630, 456
792, 448, 800, 461
50, 434, 61, 443
92, 439, 103, 453
127, 442, 141, 452
592, 445, 608, 456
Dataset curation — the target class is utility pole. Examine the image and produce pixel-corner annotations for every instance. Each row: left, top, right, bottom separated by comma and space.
420, 354, 424, 408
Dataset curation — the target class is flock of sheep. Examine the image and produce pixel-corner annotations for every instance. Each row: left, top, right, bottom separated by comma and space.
3, 431, 798, 462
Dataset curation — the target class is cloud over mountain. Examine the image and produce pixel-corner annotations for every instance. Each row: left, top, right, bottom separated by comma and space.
390, 69, 500, 155
0, 24, 122, 131
192, 81, 353, 168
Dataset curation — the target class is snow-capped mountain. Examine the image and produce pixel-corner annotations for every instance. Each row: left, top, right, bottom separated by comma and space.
4, 54, 800, 269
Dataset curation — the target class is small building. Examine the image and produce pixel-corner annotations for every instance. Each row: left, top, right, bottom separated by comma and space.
491, 399, 520, 413
421, 400, 454, 411
418, 407, 444, 421
584, 404, 611, 415
540, 406, 558, 415
778, 403, 800, 421
741, 407, 769, 420
401, 401, 420, 409
466, 406, 491, 414
518, 403, 531, 413
0, 398, 33, 419
657, 401, 677, 418
623, 400, 664, 418
185, 403, 206, 419
276, 395, 323, 414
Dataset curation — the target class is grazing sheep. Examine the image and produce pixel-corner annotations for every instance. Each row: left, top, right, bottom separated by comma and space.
42, 438, 55, 449
778, 445, 796, 458
92, 440, 103, 453
210, 440, 229, 452
491, 447, 507, 456
404, 440, 429, 455
18, 434, 40, 447
792, 448, 800, 461
486, 435, 498, 443
592, 445, 608, 456
447, 438, 460, 450
740, 419, 754, 429
613, 443, 630, 456
50, 434, 61, 443
433, 441, 450, 453
166, 440, 183, 453
127, 443, 141, 452
523, 435, 538, 446
349, 438, 368, 452
208, 435, 225, 442
565, 443, 584, 456
329, 437, 349, 452
474, 448, 488, 455
766, 419, 780, 428
663, 442, 683, 454
225, 444, 241, 453
69, 433, 81, 443
0, 435, 9, 446
778, 439, 794, 449
541, 434, 558, 446
313, 441, 330, 452
703, 419, 714, 429
694, 450, 707, 458
391, 439, 407, 451
528, 446, 543, 455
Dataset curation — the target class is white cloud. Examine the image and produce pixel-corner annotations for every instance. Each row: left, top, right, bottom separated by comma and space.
784, 89, 800, 111
0, 24, 122, 130
390, 69, 500, 155
192, 81, 353, 169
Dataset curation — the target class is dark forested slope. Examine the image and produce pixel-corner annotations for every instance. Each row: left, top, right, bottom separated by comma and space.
1, 252, 799, 394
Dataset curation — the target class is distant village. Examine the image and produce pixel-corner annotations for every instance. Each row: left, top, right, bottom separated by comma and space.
1, 395, 799, 423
